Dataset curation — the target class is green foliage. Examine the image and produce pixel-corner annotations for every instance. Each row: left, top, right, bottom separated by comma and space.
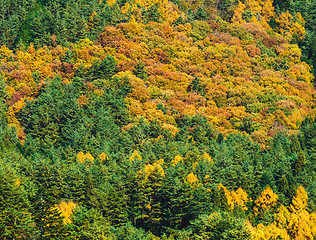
187, 76, 205, 96
68, 207, 111, 239
190, 212, 251, 240
133, 61, 148, 81
88, 56, 118, 81
1, 0, 316, 238
143, 4, 161, 23
293, 152, 306, 175
0, 165, 35, 239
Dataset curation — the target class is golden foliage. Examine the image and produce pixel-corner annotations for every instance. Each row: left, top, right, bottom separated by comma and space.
231, 2, 246, 24
290, 185, 308, 213
274, 205, 290, 229
218, 183, 235, 210
0, 45, 13, 61
129, 150, 142, 163
202, 152, 213, 164
231, 187, 250, 210
77, 151, 95, 163
248, 222, 290, 240
186, 172, 199, 186
171, 154, 182, 166
56, 201, 77, 224
254, 187, 278, 215
140, 160, 165, 180
99, 152, 109, 162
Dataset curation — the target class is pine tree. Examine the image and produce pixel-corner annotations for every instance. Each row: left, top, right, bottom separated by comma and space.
30, 160, 68, 239
217, 133, 224, 144
0, 80, 8, 126
218, 186, 230, 211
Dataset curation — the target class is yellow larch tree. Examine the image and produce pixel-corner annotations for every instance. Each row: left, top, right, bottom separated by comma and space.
248, 222, 290, 240
129, 150, 142, 163
186, 172, 199, 187
274, 205, 290, 229
253, 187, 278, 216
171, 154, 182, 166
98, 152, 109, 162
231, 187, 250, 210
231, 2, 246, 24
56, 201, 77, 224
287, 186, 316, 239
218, 183, 234, 210
290, 185, 308, 213
141, 160, 165, 180
77, 151, 95, 164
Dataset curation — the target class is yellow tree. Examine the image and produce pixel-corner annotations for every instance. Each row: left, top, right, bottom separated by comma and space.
171, 154, 182, 166
56, 201, 77, 224
274, 205, 290, 229
290, 185, 308, 213
77, 152, 94, 164
231, 187, 250, 210
287, 186, 316, 239
231, 2, 246, 24
129, 150, 142, 163
253, 187, 278, 216
186, 172, 199, 187
249, 222, 290, 240
258, 0, 275, 28
217, 183, 234, 210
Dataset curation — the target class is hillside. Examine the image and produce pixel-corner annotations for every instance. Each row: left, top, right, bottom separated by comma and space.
1, 0, 316, 239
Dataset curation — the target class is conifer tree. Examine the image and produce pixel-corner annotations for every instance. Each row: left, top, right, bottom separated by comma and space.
218, 186, 230, 211
31, 187, 67, 239
133, 61, 148, 81
279, 175, 289, 194
291, 135, 301, 154
293, 152, 306, 175
0, 166, 35, 239
187, 76, 205, 96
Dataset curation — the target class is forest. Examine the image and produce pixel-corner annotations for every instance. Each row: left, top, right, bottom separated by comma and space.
1, 0, 316, 239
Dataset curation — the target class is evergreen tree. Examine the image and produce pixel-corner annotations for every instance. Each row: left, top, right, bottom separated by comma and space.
187, 76, 205, 96
190, 212, 251, 240
0, 165, 35, 239
88, 56, 118, 81
31, 186, 67, 239
279, 175, 289, 194
291, 135, 301, 154
133, 61, 148, 81
293, 152, 306, 175
195, 7, 208, 20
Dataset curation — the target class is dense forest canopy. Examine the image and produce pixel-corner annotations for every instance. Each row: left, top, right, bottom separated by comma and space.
1, 0, 316, 239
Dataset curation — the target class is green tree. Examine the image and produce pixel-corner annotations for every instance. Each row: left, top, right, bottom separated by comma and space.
190, 212, 251, 240
293, 152, 306, 175
291, 135, 301, 154
133, 61, 148, 81
187, 76, 205, 96
0, 165, 35, 239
